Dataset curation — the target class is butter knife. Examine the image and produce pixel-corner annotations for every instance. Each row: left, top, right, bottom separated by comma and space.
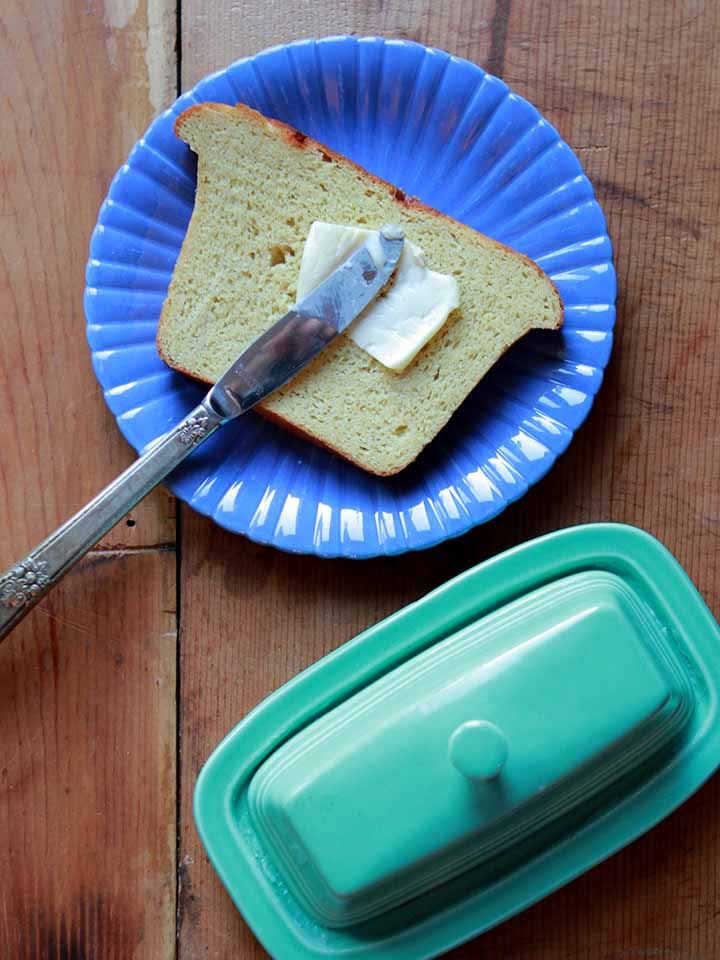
0, 225, 404, 642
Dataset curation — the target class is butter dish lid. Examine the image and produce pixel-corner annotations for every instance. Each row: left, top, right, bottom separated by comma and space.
194, 525, 720, 960
247, 571, 690, 927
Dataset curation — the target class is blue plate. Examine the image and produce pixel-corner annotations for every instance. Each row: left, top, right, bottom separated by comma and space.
84, 36, 616, 558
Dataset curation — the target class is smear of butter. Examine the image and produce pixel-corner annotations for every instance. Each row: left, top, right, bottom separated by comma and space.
296, 222, 459, 372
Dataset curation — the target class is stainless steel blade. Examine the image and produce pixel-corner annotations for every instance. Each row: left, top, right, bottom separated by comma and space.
206, 225, 404, 420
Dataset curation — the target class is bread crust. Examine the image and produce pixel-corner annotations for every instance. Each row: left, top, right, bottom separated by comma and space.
156, 102, 564, 476
172, 102, 563, 316
158, 329, 550, 477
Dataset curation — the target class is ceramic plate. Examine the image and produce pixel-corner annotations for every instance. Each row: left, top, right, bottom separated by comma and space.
85, 35, 616, 558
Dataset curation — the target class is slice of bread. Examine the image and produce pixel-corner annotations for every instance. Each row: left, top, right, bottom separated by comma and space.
157, 103, 563, 476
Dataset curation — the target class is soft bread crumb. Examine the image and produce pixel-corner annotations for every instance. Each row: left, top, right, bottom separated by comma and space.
157, 103, 563, 476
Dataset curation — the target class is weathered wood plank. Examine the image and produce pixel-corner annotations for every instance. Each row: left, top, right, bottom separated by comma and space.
181, 0, 506, 89
0, 550, 177, 958
0, 0, 178, 957
178, 1, 720, 957
0, 0, 177, 559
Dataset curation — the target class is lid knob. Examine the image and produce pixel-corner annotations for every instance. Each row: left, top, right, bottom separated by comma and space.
449, 721, 508, 781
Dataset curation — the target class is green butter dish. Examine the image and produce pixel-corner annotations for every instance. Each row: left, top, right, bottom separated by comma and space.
194, 524, 720, 959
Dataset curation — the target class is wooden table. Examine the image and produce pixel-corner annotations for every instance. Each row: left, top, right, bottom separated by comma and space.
2, 1, 719, 957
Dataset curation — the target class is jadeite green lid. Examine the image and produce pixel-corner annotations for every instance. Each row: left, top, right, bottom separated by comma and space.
194, 524, 720, 959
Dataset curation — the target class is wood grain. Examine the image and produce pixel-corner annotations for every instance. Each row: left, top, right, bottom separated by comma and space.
0, 0, 176, 559
0, 550, 177, 958
178, 1, 720, 959
0, 0, 178, 958
4, 0, 720, 958
182, 0, 507, 89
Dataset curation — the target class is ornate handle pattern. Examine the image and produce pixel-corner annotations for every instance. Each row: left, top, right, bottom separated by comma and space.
0, 401, 223, 641
0, 558, 51, 609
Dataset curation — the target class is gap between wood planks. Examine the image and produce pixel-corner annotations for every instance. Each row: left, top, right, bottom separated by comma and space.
87, 544, 176, 555
173, 4, 184, 952
174, 499, 183, 949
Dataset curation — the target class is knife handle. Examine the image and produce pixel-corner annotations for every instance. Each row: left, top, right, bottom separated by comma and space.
0, 400, 223, 643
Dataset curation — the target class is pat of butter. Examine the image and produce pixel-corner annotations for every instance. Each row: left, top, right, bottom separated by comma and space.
296, 222, 459, 372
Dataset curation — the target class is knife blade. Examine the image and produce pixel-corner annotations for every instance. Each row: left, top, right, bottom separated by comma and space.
0, 225, 405, 641
207, 224, 404, 419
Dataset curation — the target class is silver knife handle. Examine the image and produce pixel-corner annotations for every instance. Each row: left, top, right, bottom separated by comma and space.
0, 400, 223, 642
